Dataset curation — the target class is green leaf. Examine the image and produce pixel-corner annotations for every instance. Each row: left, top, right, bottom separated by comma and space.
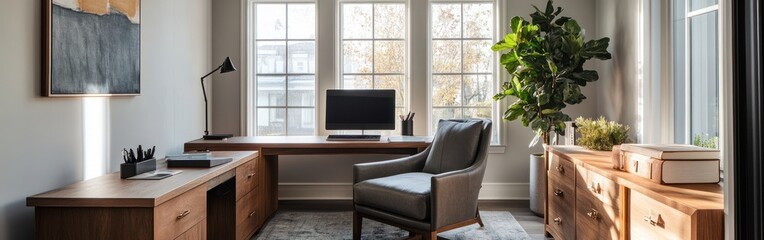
511, 16, 524, 33
541, 109, 558, 115
581, 37, 612, 59
547, 58, 558, 75
538, 92, 550, 105
563, 20, 581, 35
544, 0, 554, 16
570, 70, 599, 82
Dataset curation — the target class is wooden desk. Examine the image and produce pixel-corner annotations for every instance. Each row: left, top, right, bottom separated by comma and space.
27, 151, 259, 240
184, 136, 431, 231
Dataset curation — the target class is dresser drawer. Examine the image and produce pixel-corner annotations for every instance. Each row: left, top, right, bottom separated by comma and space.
575, 192, 619, 240
549, 153, 575, 182
155, 185, 207, 240
623, 152, 652, 179
547, 176, 575, 240
236, 187, 260, 240
236, 158, 258, 200
174, 220, 206, 240
630, 190, 691, 240
576, 166, 620, 208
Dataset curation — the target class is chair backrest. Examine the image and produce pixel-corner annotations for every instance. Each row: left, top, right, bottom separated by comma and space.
423, 119, 492, 174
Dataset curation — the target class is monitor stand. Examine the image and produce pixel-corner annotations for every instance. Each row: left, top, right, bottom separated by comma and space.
327, 130, 381, 141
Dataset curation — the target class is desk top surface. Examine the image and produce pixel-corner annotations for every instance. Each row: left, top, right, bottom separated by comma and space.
548, 145, 724, 214
27, 151, 258, 208
185, 136, 432, 150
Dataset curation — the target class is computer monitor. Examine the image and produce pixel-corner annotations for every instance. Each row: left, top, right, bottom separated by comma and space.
326, 89, 396, 131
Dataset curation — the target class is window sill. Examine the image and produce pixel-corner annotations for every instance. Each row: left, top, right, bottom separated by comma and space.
489, 145, 506, 154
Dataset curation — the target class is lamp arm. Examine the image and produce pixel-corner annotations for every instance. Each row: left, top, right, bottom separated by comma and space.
201, 65, 223, 136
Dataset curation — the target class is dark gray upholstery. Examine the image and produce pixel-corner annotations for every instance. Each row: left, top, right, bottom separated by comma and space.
353, 119, 492, 232
354, 172, 433, 220
423, 120, 483, 174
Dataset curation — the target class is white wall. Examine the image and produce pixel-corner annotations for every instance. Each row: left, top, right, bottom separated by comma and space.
594, 0, 642, 139
0, 0, 211, 239
212, 0, 603, 199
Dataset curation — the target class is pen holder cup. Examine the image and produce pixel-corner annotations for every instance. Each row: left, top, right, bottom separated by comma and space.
120, 158, 157, 179
401, 120, 414, 136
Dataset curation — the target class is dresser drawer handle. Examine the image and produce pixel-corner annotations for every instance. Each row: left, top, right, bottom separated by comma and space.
643, 215, 659, 226
176, 210, 191, 220
247, 173, 255, 178
553, 189, 564, 197
248, 211, 256, 218
589, 183, 601, 194
556, 165, 564, 173
586, 209, 600, 220
553, 217, 562, 224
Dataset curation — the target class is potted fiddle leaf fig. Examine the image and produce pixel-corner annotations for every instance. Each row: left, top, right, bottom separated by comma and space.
491, 0, 612, 216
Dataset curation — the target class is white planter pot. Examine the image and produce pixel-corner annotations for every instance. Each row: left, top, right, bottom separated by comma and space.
529, 153, 546, 217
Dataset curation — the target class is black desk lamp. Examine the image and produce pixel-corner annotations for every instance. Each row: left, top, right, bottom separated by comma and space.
201, 57, 237, 140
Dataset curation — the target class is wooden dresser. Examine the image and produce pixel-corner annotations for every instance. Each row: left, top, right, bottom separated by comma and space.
545, 146, 724, 240
27, 151, 261, 240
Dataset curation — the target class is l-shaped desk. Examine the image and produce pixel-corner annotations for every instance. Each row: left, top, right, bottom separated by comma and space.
184, 136, 431, 231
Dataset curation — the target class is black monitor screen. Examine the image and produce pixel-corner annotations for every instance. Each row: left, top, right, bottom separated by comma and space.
326, 89, 396, 130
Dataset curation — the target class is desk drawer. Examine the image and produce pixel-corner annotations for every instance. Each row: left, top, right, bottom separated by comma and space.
630, 190, 691, 240
546, 176, 575, 240
549, 153, 575, 182
236, 187, 260, 240
236, 158, 258, 200
155, 185, 207, 240
576, 166, 620, 208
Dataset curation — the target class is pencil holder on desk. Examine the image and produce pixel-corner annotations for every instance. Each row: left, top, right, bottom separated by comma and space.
401, 120, 413, 136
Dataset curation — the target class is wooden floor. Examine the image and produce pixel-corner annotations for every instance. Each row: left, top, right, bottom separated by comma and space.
279, 200, 547, 239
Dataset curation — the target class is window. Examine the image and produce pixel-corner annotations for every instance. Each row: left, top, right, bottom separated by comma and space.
672, 0, 719, 148
429, 2, 497, 143
253, 3, 317, 136
340, 2, 407, 134
247, 1, 504, 145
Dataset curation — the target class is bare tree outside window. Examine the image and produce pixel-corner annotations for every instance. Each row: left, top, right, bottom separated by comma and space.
341, 3, 407, 135
431, 2, 497, 143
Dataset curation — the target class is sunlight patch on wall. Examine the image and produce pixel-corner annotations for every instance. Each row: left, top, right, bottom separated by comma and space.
83, 97, 110, 180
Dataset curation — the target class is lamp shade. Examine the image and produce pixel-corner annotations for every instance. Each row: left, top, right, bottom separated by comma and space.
220, 57, 237, 73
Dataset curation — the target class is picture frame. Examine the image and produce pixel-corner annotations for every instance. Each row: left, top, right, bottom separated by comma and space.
42, 0, 141, 97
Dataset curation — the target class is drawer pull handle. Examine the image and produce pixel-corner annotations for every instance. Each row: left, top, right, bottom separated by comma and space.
586, 209, 600, 220
589, 183, 601, 194
553, 189, 564, 197
553, 217, 562, 224
176, 210, 191, 220
643, 215, 657, 226
556, 165, 564, 173
248, 211, 256, 218
247, 173, 255, 178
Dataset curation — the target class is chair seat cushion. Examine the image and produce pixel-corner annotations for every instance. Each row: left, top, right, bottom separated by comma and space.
353, 172, 433, 220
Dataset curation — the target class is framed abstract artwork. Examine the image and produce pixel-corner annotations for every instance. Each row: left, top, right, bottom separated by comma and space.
43, 0, 141, 96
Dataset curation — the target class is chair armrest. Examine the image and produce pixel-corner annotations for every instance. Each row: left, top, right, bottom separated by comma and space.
430, 165, 484, 229
353, 148, 429, 184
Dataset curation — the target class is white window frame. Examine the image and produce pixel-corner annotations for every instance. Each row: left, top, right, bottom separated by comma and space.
249, 0, 319, 136
336, 0, 410, 135
427, 0, 502, 145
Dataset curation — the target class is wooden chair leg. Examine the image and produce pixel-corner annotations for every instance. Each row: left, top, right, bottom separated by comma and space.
476, 210, 485, 227
353, 211, 362, 240
423, 231, 438, 240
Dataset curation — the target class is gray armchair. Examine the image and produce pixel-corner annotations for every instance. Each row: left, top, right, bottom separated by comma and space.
353, 119, 492, 240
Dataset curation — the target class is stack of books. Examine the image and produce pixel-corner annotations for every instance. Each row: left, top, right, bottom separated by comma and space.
617, 144, 720, 184
166, 152, 233, 168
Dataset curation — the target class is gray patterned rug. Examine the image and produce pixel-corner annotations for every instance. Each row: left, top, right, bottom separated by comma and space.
253, 211, 532, 240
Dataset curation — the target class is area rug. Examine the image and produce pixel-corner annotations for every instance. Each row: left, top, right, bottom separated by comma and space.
253, 211, 533, 240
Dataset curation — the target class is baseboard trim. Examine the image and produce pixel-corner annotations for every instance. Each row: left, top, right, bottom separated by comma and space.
278, 182, 530, 200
